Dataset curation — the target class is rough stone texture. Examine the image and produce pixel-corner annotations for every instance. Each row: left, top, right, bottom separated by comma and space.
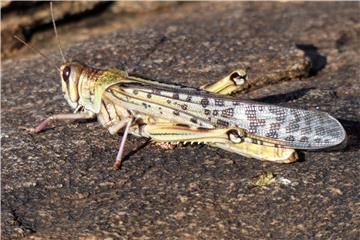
2, 2, 359, 239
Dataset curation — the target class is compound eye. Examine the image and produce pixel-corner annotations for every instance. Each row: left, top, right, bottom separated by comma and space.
62, 66, 71, 82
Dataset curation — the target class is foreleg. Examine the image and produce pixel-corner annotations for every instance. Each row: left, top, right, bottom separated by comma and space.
21, 112, 96, 133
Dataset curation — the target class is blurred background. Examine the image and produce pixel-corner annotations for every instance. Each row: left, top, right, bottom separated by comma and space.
1, 1, 186, 59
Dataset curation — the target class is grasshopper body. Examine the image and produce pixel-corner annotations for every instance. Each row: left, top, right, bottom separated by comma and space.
27, 61, 344, 169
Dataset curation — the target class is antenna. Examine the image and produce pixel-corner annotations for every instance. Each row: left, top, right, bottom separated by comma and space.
50, 2, 66, 62
13, 35, 61, 72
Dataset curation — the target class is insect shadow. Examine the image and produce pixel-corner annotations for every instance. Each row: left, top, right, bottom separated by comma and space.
122, 138, 152, 164
255, 87, 315, 104
337, 119, 360, 151
296, 44, 327, 76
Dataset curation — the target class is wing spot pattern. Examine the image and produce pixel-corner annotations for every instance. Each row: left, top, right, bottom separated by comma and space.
221, 108, 234, 118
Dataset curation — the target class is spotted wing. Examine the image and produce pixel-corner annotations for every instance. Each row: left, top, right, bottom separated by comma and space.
196, 98, 346, 149
108, 80, 347, 150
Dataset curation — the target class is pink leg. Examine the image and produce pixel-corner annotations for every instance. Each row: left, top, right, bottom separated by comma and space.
20, 112, 96, 133
112, 119, 133, 170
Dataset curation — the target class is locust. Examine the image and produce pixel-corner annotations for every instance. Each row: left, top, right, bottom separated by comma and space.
19, 3, 347, 170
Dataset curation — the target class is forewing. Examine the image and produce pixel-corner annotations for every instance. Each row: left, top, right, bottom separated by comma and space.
217, 101, 346, 149
110, 81, 346, 149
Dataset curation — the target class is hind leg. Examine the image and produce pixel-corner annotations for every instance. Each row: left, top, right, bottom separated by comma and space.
135, 122, 298, 163
201, 69, 249, 95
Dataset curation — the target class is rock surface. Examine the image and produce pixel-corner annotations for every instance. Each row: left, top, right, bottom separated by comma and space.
2, 2, 359, 239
